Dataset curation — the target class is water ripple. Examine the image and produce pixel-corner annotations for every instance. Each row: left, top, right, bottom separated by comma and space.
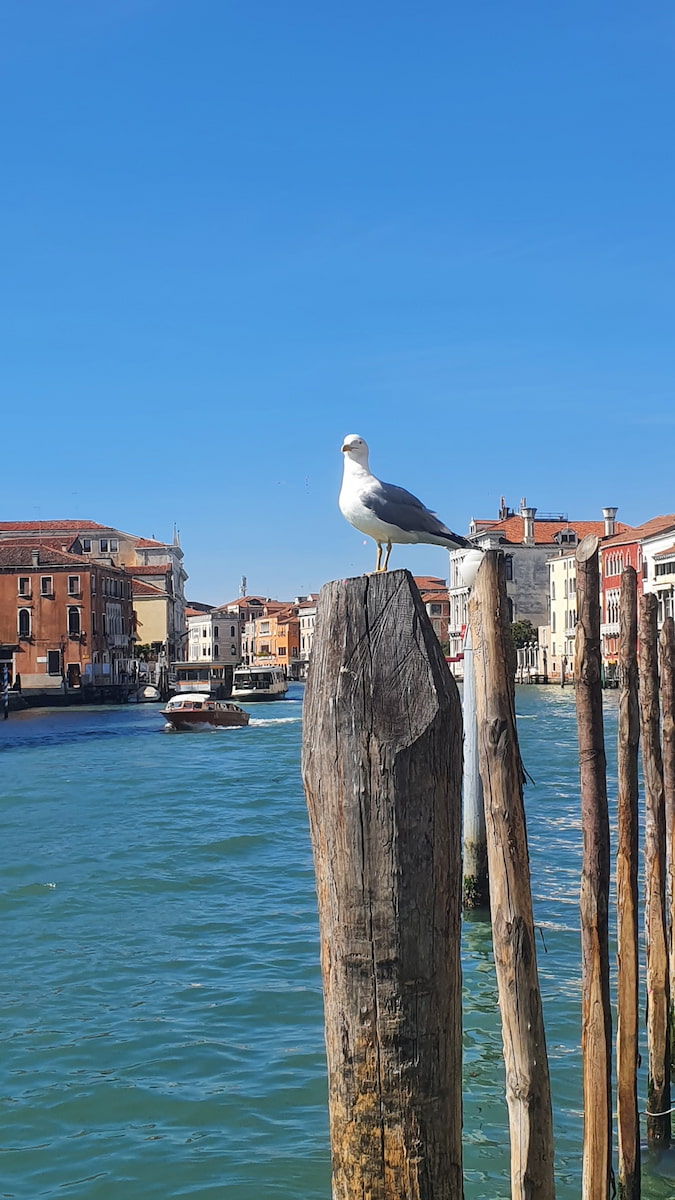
0, 684, 668, 1197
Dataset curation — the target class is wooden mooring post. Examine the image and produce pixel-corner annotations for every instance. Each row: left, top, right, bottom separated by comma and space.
616, 567, 640, 1200
574, 534, 613, 1200
639, 593, 671, 1146
468, 551, 555, 1200
301, 570, 464, 1199
660, 616, 675, 1069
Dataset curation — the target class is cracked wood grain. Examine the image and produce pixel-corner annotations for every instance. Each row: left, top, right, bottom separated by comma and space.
302, 569, 464, 1199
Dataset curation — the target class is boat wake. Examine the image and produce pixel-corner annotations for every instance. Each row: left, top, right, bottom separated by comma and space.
249, 716, 302, 727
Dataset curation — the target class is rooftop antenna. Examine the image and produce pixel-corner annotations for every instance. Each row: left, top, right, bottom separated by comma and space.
239, 575, 247, 598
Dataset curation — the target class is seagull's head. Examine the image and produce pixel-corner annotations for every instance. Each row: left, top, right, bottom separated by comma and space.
341, 434, 370, 467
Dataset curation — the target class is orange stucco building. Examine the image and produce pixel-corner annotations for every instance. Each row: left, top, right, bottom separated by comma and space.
0, 539, 134, 694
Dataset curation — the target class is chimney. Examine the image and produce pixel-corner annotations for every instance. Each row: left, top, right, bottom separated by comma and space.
602, 507, 618, 538
520, 499, 537, 546
31, 549, 39, 568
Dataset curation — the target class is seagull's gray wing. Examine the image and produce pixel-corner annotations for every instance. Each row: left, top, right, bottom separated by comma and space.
363, 478, 471, 546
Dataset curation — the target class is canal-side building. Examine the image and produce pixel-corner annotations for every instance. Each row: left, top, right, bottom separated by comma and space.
248, 604, 301, 673
447, 500, 632, 676
414, 576, 450, 646
599, 514, 675, 671
539, 550, 577, 685
297, 600, 316, 677
186, 607, 243, 664
0, 540, 134, 697
0, 520, 188, 665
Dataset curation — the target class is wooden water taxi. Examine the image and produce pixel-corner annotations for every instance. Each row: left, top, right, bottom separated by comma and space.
161, 693, 250, 731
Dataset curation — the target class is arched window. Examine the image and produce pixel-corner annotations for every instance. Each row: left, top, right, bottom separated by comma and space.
230, 625, 235, 637
68, 607, 81, 636
213, 625, 219, 638
18, 608, 31, 638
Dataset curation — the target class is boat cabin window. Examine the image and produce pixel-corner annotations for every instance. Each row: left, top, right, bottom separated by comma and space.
235, 671, 274, 687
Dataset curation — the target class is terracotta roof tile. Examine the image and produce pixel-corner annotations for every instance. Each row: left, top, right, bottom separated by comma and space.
132, 579, 166, 596
602, 514, 675, 547
221, 596, 268, 609
413, 576, 447, 591
0, 545, 85, 568
653, 543, 675, 559
0, 520, 110, 532
0, 535, 81, 553
474, 515, 632, 545
125, 564, 171, 576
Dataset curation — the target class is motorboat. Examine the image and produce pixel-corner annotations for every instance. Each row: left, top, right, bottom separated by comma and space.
231, 666, 288, 701
132, 684, 162, 703
161, 693, 250, 731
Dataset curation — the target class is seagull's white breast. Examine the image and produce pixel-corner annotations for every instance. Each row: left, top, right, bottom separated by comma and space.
339, 472, 420, 545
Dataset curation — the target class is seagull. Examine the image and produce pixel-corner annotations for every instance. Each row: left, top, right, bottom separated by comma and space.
339, 433, 472, 572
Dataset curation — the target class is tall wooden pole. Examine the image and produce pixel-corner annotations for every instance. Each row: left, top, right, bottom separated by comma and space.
468, 551, 555, 1200
616, 567, 640, 1200
302, 570, 464, 1200
639, 593, 671, 1146
463, 627, 489, 910
574, 534, 613, 1200
661, 616, 675, 1069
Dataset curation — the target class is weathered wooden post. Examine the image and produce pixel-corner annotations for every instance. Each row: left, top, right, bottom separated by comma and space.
574, 534, 613, 1200
463, 627, 489, 910
616, 566, 640, 1200
639, 593, 671, 1146
302, 569, 464, 1199
468, 551, 555, 1200
660, 616, 675, 1069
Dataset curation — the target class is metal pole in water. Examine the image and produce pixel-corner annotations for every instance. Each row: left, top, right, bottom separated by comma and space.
462, 626, 488, 910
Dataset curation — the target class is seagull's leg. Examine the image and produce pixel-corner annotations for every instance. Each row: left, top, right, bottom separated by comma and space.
375, 542, 383, 572
382, 541, 392, 571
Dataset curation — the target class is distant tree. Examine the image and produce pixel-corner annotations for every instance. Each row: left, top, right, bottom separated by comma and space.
510, 619, 538, 649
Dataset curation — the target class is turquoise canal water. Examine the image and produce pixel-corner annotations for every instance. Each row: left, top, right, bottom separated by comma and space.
1, 683, 674, 1198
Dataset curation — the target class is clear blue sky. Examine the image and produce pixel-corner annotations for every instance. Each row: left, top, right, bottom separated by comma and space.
3, 2, 674, 603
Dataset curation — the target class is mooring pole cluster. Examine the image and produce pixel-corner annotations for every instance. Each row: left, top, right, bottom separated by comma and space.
302, 561, 555, 1198
575, 549, 674, 1198
301, 551, 675, 1199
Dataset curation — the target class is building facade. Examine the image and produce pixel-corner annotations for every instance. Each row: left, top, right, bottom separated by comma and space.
0, 521, 188, 664
0, 540, 134, 694
539, 550, 578, 684
186, 607, 243, 664
599, 515, 675, 671
447, 500, 629, 675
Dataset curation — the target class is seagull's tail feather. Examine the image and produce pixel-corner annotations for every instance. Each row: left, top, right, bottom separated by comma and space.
435, 529, 473, 551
